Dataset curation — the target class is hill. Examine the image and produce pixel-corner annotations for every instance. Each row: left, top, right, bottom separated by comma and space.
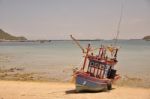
143, 36, 150, 41
0, 29, 27, 40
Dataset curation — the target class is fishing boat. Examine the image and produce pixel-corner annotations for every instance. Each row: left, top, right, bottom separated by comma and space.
70, 35, 121, 92
70, 1, 124, 92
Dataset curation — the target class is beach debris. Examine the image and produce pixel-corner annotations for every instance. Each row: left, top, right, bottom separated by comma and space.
0, 67, 24, 73
113, 75, 150, 88
0, 67, 49, 81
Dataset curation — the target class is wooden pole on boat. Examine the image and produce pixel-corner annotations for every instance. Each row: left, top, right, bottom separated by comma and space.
82, 44, 90, 70
99, 64, 103, 79
96, 67, 100, 78
70, 35, 85, 53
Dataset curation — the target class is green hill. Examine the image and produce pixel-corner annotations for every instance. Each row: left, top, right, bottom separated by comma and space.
143, 36, 150, 41
0, 29, 27, 40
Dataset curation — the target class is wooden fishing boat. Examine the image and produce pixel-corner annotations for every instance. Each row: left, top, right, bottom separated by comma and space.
70, 1, 123, 92
71, 35, 120, 92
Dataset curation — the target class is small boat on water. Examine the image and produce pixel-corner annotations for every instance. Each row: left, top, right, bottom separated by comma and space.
71, 35, 120, 92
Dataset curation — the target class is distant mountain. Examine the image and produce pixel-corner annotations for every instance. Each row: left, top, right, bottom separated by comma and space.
0, 29, 27, 40
143, 36, 150, 41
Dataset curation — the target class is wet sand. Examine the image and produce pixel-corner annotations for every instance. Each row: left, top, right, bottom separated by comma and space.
0, 80, 149, 99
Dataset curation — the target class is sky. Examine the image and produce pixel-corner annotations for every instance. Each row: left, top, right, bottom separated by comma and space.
0, 0, 150, 40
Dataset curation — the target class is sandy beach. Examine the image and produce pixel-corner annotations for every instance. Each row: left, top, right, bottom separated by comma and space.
0, 80, 149, 99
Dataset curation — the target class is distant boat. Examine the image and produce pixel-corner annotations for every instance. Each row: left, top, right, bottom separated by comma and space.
39, 40, 51, 43
40, 40, 45, 43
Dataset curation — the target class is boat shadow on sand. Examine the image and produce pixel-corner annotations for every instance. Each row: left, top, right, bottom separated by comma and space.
65, 88, 115, 94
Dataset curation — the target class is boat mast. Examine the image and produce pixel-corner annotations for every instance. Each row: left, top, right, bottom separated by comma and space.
82, 44, 90, 70
70, 35, 91, 70
70, 35, 85, 53
114, 1, 124, 45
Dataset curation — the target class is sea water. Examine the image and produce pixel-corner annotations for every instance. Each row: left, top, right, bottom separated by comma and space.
0, 40, 150, 87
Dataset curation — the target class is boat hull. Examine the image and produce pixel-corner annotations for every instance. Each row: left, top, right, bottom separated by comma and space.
75, 73, 110, 92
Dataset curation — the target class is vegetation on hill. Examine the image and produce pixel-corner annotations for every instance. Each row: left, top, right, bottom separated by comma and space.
0, 29, 27, 40
143, 36, 150, 41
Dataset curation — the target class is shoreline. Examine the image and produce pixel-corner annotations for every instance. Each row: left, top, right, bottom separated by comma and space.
0, 80, 150, 99
0, 67, 150, 89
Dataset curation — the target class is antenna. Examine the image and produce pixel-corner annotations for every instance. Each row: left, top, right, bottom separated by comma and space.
114, 1, 124, 45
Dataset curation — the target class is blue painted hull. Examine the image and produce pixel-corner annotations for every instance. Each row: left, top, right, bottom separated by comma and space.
75, 73, 109, 92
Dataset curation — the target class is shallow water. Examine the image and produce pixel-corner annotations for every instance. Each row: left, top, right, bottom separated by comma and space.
0, 40, 150, 87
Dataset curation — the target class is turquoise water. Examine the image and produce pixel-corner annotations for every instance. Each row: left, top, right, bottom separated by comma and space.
0, 40, 150, 86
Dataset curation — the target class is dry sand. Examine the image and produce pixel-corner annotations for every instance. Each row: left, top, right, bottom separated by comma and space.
0, 80, 149, 99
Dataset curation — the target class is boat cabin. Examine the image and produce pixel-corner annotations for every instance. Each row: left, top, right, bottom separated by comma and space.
83, 44, 118, 80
